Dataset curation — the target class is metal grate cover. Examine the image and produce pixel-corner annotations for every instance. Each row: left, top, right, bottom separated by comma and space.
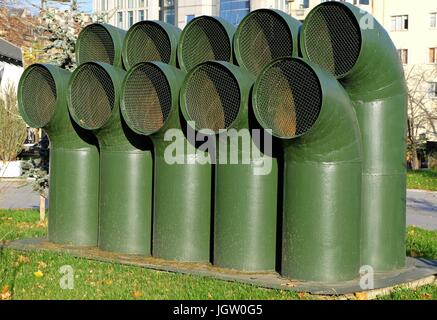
125, 22, 172, 69
77, 24, 115, 65
236, 10, 293, 76
180, 17, 231, 72
122, 64, 172, 134
183, 63, 240, 132
303, 3, 361, 77
20, 66, 57, 128
254, 59, 322, 138
70, 64, 114, 130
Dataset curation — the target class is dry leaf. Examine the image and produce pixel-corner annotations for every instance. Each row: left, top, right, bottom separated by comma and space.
298, 292, 306, 299
207, 292, 213, 299
17, 255, 30, 264
0, 285, 11, 300
355, 292, 369, 300
34, 270, 43, 278
421, 293, 432, 300
131, 290, 142, 299
37, 261, 47, 269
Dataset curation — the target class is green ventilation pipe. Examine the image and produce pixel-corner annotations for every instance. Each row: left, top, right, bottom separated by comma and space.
253, 58, 362, 282
233, 8, 301, 76
122, 20, 181, 70
120, 62, 212, 262
177, 16, 236, 72
180, 61, 278, 271
67, 62, 153, 255
17, 64, 99, 246
300, 2, 408, 271
76, 23, 126, 68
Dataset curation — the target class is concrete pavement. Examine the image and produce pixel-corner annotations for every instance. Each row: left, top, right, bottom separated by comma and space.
1, 179, 437, 230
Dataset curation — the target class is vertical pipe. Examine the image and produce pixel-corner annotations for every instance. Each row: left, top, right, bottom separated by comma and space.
300, 2, 407, 271
18, 64, 99, 246
252, 58, 362, 281
120, 62, 212, 262
68, 62, 153, 255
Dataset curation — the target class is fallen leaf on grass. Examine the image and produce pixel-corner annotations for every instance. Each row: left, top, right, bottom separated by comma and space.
0, 285, 11, 300
131, 290, 143, 299
208, 292, 213, 300
38, 261, 47, 269
17, 255, 30, 264
297, 292, 307, 299
34, 270, 44, 278
354, 292, 369, 300
421, 293, 432, 300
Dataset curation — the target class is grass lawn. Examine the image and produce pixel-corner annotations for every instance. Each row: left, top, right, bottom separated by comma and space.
1, 209, 437, 300
407, 169, 437, 191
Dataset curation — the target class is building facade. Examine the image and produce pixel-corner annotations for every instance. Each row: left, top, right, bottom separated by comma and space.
93, 0, 288, 29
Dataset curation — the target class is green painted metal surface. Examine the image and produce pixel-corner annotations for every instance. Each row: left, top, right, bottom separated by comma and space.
252, 58, 362, 281
120, 62, 212, 262
122, 20, 181, 70
177, 16, 236, 72
300, 2, 408, 271
233, 9, 301, 76
180, 61, 278, 271
17, 64, 99, 246
67, 62, 153, 255
76, 23, 126, 68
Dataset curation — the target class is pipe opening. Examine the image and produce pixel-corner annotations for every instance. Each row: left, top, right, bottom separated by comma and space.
77, 24, 115, 65
253, 59, 322, 138
180, 17, 232, 72
235, 10, 293, 76
122, 64, 172, 135
303, 3, 361, 78
69, 64, 115, 130
182, 63, 240, 132
20, 65, 57, 128
124, 22, 172, 69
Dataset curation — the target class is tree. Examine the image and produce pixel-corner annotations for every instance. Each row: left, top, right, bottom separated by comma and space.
0, 85, 27, 169
405, 64, 437, 170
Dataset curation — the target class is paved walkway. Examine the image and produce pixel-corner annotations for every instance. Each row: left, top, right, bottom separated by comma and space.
1, 180, 437, 230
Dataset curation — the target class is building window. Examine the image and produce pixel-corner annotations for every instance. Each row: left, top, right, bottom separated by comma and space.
390, 15, 408, 31
429, 82, 437, 99
186, 15, 195, 23
117, 0, 123, 9
160, 0, 175, 25
219, 0, 250, 26
128, 0, 134, 9
298, 0, 309, 9
128, 11, 134, 27
430, 48, 437, 64
117, 11, 123, 29
139, 10, 145, 21
431, 13, 437, 28
101, 0, 106, 11
139, 0, 145, 7
397, 49, 408, 64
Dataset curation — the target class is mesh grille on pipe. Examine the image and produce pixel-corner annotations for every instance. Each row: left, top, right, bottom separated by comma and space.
303, 3, 361, 77
20, 65, 57, 128
236, 10, 293, 75
77, 24, 115, 65
180, 17, 232, 72
124, 22, 172, 68
254, 59, 321, 138
183, 63, 240, 132
69, 64, 115, 130
122, 64, 172, 134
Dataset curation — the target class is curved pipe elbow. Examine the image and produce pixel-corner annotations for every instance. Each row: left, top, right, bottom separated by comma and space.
18, 63, 96, 149
68, 62, 146, 151
253, 58, 361, 163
